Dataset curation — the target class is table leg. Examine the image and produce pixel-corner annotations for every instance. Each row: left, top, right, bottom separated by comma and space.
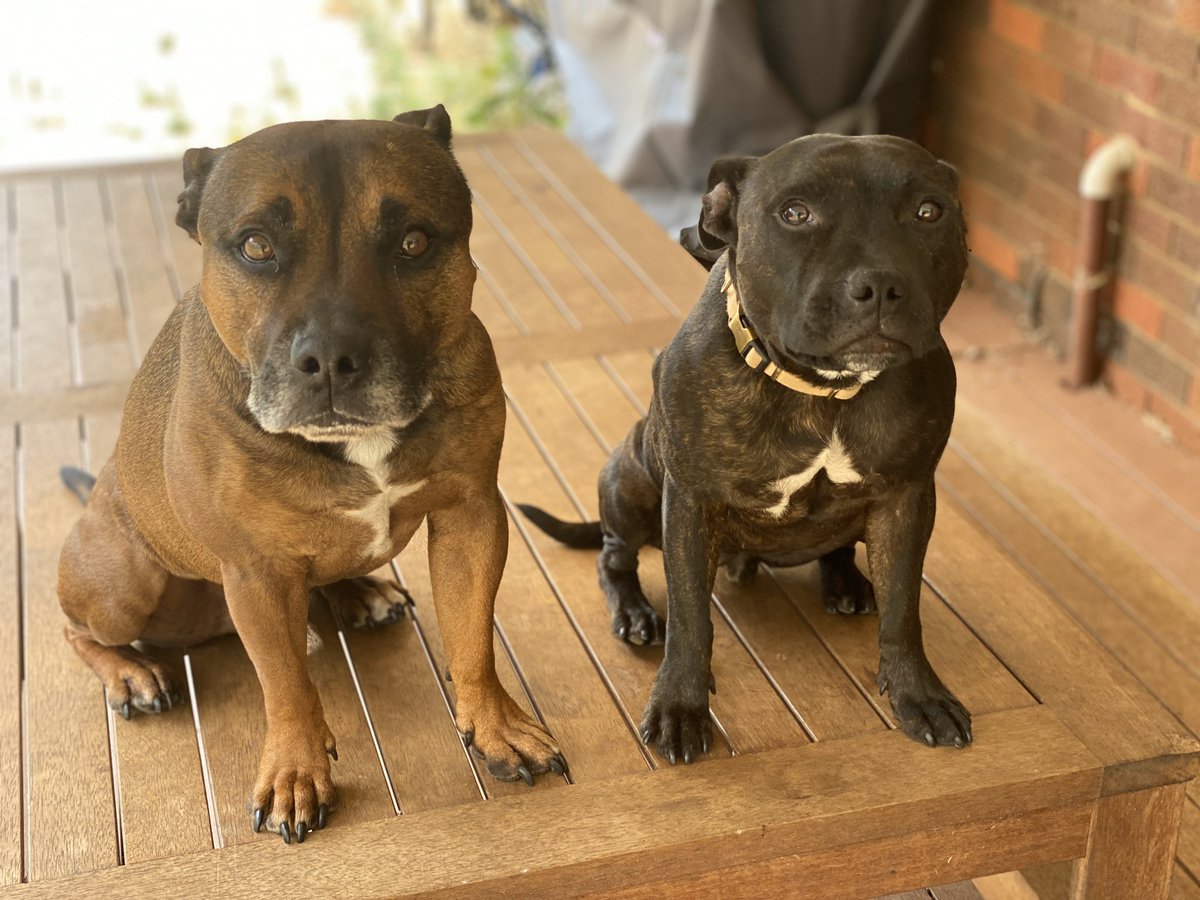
1071, 782, 1187, 900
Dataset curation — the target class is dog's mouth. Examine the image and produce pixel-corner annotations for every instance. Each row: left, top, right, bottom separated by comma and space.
286, 413, 385, 443
773, 333, 911, 380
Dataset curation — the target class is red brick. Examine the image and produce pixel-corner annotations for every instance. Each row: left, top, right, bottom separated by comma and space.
1158, 307, 1200, 367
1117, 101, 1189, 166
1191, 375, 1200, 416
1129, 158, 1150, 197
1133, 15, 1200, 77
1034, 101, 1089, 157
970, 222, 1022, 280
1178, 0, 1200, 33
1169, 221, 1200, 269
1021, 177, 1079, 234
1147, 391, 1200, 451
1145, 164, 1200, 222
1187, 138, 1200, 180
1125, 200, 1174, 253
1159, 75, 1200, 124
990, 0, 1046, 51
1122, 240, 1195, 313
1042, 20, 1095, 72
1112, 279, 1165, 336
1013, 48, 1067, 103
1081, 3, 1138, 47
1063, 74, 1121, 127
1092, 45, 1162, 104
1103, 359, 1152, 410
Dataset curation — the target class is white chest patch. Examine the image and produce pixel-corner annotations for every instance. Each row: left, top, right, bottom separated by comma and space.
765, 428, 862, 518
342, 432, 425, 559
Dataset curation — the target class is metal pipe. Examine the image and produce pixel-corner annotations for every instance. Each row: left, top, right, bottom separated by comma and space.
1066, 134, 1138, 388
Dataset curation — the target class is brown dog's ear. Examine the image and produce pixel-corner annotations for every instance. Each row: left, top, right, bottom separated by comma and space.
679, 156, 756, 264
393, 104, 453, 151
176, 147, 220, 243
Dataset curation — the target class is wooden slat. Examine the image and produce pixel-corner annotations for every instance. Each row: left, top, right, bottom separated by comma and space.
948, 404, 1200, 680
461, 146, 626, 331
104, 173, 178, 362
952, 353, 1200, 600
936, 443, 1200, 739
925, 491, 1197, 789
334, 564, 486, 813
395, 495, 649, 788
148, 169, 200, 293
60, 177, 133, 385
21, 418, 118, 879
502, 361, 807, 755
8, 706, 1101, 900
15, 179, 73, 392
187, 597, 395, 847
507, 129, 706, 309
0, 426, 21, 885
0, 184, 13, 393
552, 352, 890, 741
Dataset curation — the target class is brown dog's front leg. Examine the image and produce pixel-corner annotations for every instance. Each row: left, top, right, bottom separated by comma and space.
428, 487, 565, 784
866, 480, 971, 748
222, 564, 337, 843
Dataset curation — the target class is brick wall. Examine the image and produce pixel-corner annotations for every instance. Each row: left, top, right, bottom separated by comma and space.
927, 0, 1200, 450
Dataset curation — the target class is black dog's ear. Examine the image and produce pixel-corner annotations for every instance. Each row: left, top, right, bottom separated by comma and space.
679, 156, 756, 265
176, 147, 220, 244
393, 104, 453, 151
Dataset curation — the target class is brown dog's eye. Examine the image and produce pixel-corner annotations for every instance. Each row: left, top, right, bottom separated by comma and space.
399, 230, 429, 258
241, 232, 274, 262
916, 200, 943, 222
781, 203, 812, 226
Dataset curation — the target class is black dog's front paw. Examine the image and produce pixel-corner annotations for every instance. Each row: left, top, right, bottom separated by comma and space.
639, 692, 713, 765
820, 555, 877, 615
879, 661, 972, 748
611, 599, 663, 646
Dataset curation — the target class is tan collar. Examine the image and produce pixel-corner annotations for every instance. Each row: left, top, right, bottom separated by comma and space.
723, 266, 863, 400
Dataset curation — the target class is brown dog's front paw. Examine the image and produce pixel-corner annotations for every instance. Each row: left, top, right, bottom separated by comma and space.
639, 696, 713, 765
250, 726, 340, 844
317, 576, 413, 630
879, 662, 972, 748
457, 692, 566, 785
97, 647, 182, 720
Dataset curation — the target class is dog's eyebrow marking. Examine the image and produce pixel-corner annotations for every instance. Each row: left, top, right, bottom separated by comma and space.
241, 195, 295, 229
765, 428, 862, 517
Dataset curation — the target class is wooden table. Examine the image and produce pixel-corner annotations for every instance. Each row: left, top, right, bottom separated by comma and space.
0, 128, 1195, 898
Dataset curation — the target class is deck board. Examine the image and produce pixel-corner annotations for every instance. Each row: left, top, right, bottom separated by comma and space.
0, 127, 1197, 895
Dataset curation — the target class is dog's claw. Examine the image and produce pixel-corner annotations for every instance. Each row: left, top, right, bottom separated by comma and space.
462, 729, 473, 747
120, 701, 131, 720
708, 673, 717, 695
318, 804, 328, 830
924, 731, 935, 747
616, 624, 628, 640
327, 745, 338, 762
297, 822, 307, 843
517, 764, 534, 787
548, 756, 564, 775
252, 808, 265, 833
953, 736, 964, 749
667, 748, 677, 765
444, 668, 453, 682
280, 822, 291, 845
152, 696, 162, 714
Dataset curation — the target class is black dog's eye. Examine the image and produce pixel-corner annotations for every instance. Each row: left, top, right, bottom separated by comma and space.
916, 200, 943, 222
781, 203, 812, 226
241, 232, 274, 262
399, 230, 430, 258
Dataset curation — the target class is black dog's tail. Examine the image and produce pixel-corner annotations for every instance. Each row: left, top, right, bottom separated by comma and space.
516, 504, 603, 549
60, 467, 97, 506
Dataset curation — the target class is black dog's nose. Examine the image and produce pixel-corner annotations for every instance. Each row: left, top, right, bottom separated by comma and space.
291, 330, 366, 381
847, 270, 907, 303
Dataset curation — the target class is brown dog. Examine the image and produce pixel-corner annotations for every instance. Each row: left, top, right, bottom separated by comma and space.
57, 105, 564, 844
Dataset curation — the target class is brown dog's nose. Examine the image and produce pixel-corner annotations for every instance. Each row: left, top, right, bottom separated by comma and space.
291, 331, 364, 381
847, 270, 907, 303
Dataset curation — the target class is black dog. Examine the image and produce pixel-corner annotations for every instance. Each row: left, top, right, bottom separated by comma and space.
520, 134, 971, 764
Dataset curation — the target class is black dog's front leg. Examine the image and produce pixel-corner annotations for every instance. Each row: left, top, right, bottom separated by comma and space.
640, 472, 717, 764
866, 480, 972, 748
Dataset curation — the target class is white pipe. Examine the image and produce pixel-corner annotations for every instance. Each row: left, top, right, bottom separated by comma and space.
1078, 134, 1139, 200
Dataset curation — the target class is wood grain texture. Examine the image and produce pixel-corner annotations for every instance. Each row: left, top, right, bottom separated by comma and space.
1071, 782, 1187, 900
5, 706, 1101, 900
0, 427, 21, 885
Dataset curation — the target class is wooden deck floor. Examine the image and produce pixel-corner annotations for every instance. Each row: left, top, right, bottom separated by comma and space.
0, 128, 1197, 897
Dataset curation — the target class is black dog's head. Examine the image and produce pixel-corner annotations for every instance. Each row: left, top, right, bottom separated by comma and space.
683, 134, 967, 377
176, 105, 474, 441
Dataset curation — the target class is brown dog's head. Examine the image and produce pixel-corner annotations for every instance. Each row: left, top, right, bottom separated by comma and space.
176, 105, 473, 441
682, 134, 967, 378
